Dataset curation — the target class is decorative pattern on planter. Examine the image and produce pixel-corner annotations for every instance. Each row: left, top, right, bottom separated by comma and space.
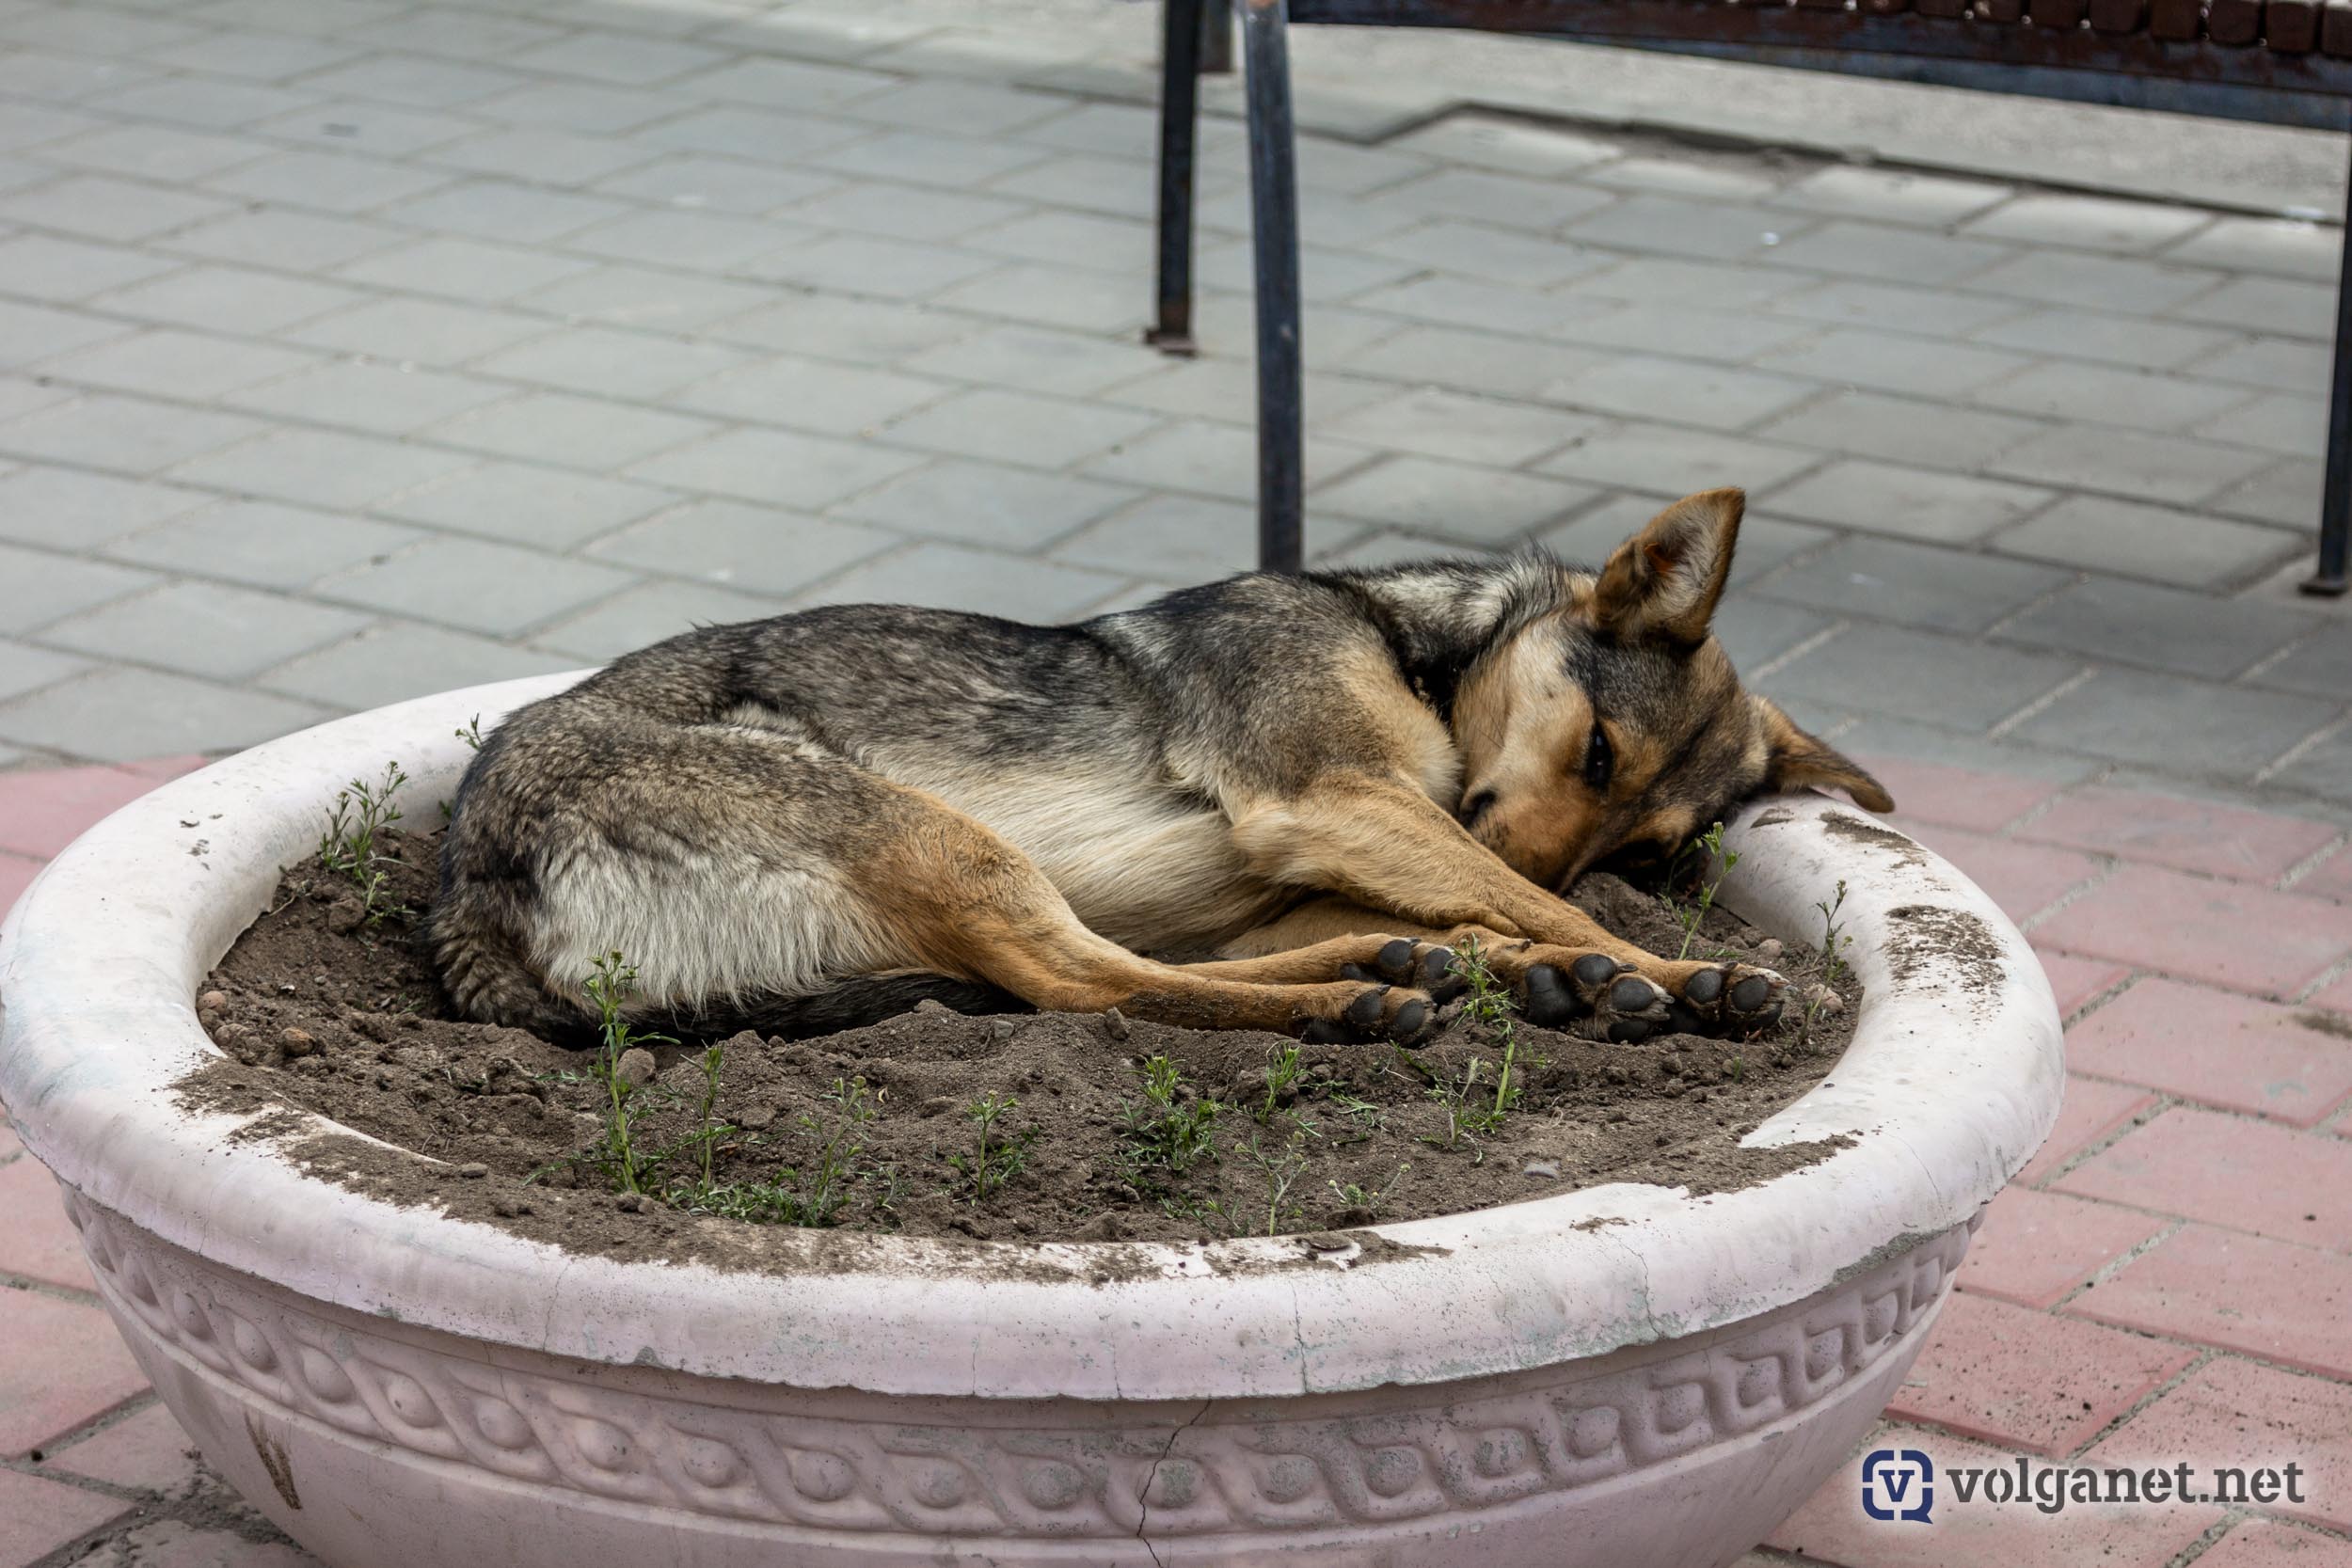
63, 1185, 1969, 1542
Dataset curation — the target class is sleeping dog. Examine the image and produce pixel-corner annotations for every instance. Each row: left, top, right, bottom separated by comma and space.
430, 488, 1890, 1047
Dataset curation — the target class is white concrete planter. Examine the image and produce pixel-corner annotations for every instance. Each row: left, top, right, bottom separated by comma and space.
0, 675, 2063, 1568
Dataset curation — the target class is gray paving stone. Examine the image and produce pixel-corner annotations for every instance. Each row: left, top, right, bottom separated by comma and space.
2162, 215, 2339, 280
1534, 420, 1821, 495
334, 235, 596, 302
0, 393, 267, 476
297, 53, 528, 109
1355, 168, 1614, 236
1972, 361, 2253, 433
0, 466, 208, 548
1313, 528, 1497, 569
1753, 390, 2040, 472
1961, 251, 2223, 314
252, 98, 478, 158
565, 207, 816, 272
509, 29, 728, 86
671, 55, 897, 109
784, 180, 1024, 243
839, 78, 1066, 137
0, 174, 234, 242
0, 542, 156, 633
2196, 392, 2326, 458
1758, 328, 2029, 399
831, 458, 1136, 548
1547, 299, 1817, 365
255, 618, 576, 710
749, 233, 998, 301
375, 462, 675, 547
1766, 165, 2012, 228
2208, 457, 2324, 530
475, 327, 754, 403
934, 261, 1150, 333
529, 578, 792, 662
1578, 154, 1784, 202
1543, 355, 1819, 431
104, 499, 421, 587
2168, 276, 2337, 339
2006, 666, 2334, 777
628, 426, 927, 510
91, 263, 365, 336
40, 579, 371, 680
1763, 459, 2054, 544
2248, 625, 2352, 700
1985, 424, 2272, 507
38, 122, 273, 182
586, 501, 896, 594
317, 535, 635, 635
1350, 274, 1593, 339
1080, 420, 1374, 503
1309, 455, 1597, 545
2269, 731, 2352, 804
675, 356, 952, 436
906, 325, 1158, 399
1381, 114, 1620, 178
881, 388, 1159, 469
0, 665, 328, 761
1050, 493, 1362, 580
987, 150, 1197, 223
1101, 360, 1394, 430
286, 295, 550, 364
1566, 196, 1783, 263
0, 637, 87, 704
1965, 309, 2234, 372
637, 107, 869, 166
595, 156, 839, 220
517, 265, 776, 334
1959, 194, 2212, 254
1712, 596, 1837, 672
468, 80, 681, 135
202, 149, 453, 214
0, 300, 130, 370
1322, 387, 1592, 468
380, 180, 628, 244
1753, 535, 2068, 635
1830, 715, 2103, 788
224, 358, 510, 435
707, 295, 973, 362
955, 209, 1155, 280
167, 426, 473, 508
1989, 493, 2302, 589
1367, 221, 1608, 290
2192, 337, 2329, 395
0, 232, 178, 301
163, 208, 406, 271
1995, 576, 2312, 679
1763, 622, 2081, 730
427, 392, 714, 471
1762, 220, 2013, 286
40, 328, 320, 401
83, 75, 317, 130
796, 540, 1131, 622
1567, 257, 1815, 313
1338, 325, 1615, 405
142, 28, 361, 83
1763, 277, 2026, 338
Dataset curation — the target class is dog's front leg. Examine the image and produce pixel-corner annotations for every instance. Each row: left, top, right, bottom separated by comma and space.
1229, 777, 1784, 1041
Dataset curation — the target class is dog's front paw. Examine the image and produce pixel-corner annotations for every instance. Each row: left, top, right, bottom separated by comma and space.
1665, 962, 1785, 1037
1340, 938, 1468, 1003
1518, 952, 1673, 1043
1300, 981, 1443, 1047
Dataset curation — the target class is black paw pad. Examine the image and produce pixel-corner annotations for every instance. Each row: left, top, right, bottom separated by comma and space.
1608, 1018, 1653, 1044
1665, 1001, 1706, 1036
1572, 953, 1621, 989
1377, 938, 1417, 974
1390, 998, 1429, 1041
1521, 963, 1577, 1025
1609, 975, 1658, 1014
1417, 945, 1461, 994
1683, 968, 1724, 1006
1301, 1018, 1349, 1044
1730, 974, 1772, 1013
1344, 987, 1390, 1030
1340, 962, 1376, 983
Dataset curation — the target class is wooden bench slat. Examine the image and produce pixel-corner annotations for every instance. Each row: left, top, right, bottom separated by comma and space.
2149, 0, 2204, 37
2266, 0, 2321, 49
2088, 0, 2151, 28
2209, 0, 2262, 40
1915, 0, 1967, 15
2031, 0, 2090, 25
1975, 0, 2026, 22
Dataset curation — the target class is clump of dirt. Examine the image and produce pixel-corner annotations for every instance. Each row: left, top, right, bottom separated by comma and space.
178, 828, 1861, 1268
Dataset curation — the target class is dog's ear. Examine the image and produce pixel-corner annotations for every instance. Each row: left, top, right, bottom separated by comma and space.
1590, 488, 1743, 646
1755, 698, 1896, 813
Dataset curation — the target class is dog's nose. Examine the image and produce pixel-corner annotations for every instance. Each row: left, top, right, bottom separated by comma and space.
1459, 788, 1497, 829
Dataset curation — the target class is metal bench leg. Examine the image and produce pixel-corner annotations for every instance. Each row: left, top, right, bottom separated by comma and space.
1148, 0, 1204, 356
1202, 0, 1236, 72
1244, 0, 1303, 573
2305, 155, 2352, 594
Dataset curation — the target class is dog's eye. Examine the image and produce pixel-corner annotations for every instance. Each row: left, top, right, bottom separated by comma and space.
1581, 722, 1613, 792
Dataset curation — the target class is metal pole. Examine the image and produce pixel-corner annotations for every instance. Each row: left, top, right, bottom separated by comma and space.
1243, 0, 1304, 574
1147, 0, 1205, 356
2302, 135, 2352, 595
1202, 0, 1237, 71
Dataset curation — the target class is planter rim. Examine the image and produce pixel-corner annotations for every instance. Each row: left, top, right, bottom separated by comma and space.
0, 673, 2062, 1402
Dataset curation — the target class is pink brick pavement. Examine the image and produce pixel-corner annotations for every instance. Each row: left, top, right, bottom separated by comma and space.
5, 756, 2352, 1566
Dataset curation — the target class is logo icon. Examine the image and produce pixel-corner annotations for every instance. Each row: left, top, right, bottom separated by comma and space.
1861, 1449, 1934, 1523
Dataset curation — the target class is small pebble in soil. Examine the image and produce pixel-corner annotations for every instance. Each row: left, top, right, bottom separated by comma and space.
989, 1019, 1016, 1041
456, 1162, 489, 1180
198, 990, 227, 1013
615, 1193, 644, 1212
914, 999, 953, 1017
1102, 1006, 1130, 1041
1755, 939, 1784, 964
1803, 983, 1844, 1017
919, 1096, 953, 1117
492, 1196, 532, 1218
279, 1027, 318, 1057
615, 1048, 657, 1087
1523, 1159, 1561, 1179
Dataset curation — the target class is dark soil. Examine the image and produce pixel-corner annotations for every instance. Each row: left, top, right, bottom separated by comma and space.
181, 828, 1859, 1267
